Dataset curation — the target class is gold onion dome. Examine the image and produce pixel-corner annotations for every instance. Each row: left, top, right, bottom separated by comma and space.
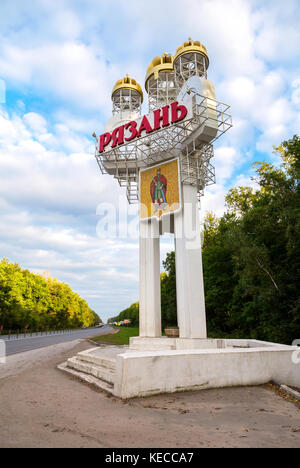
174, 38, 209, 68
112, 74, 143, 102
145, 52, 174, 88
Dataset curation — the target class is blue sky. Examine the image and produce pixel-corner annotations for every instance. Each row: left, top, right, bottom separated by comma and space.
0, 0, 299, 322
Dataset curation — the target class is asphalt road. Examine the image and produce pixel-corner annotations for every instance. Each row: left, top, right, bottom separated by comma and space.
2, 327, 112, 356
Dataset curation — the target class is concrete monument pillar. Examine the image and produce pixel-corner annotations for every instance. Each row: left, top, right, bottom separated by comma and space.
139, 218, 161, 337
174, 184, 207, 339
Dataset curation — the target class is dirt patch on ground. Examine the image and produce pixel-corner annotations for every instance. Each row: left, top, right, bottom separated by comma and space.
0, 340, 300, 448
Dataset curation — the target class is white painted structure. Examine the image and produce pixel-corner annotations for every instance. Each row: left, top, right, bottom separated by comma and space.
138, 182, 207, 340
59, 39, 300, 398
59, 339, 300, 399
115, 341, 300, 399
95, 39, 231, 342
139, 218, 161, 337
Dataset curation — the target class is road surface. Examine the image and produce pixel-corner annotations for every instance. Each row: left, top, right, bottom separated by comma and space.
2, 327, 112, 356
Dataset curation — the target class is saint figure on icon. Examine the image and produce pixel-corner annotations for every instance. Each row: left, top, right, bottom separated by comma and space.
150, 168, 167, 212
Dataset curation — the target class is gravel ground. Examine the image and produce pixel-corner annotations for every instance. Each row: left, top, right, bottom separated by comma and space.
0, 340, 300, 448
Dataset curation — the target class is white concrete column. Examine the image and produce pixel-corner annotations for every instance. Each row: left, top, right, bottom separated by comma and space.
139, 218, 161, 337
174, 184, 207, 339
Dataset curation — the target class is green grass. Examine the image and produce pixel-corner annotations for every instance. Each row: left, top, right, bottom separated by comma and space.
91, 327, 139, 345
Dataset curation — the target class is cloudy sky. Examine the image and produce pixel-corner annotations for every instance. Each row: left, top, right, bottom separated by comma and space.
0, 0, 299, 322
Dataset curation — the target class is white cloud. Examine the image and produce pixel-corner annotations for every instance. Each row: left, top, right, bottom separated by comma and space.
213, 146, 243, 184
24, 112, 47, 134
292, 78, 300, 105
0, 110, 18, 142
254, 0, 300, 63
0, 110, 122, 215
0, 79, 5, 103
200, 183, 227, 224
0, 41, 119, 113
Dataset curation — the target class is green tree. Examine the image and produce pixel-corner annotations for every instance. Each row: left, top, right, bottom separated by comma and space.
223, 135, 300, 342
0, 259, 101, 330
161, 251, 177, 327
202, 213, 237, 336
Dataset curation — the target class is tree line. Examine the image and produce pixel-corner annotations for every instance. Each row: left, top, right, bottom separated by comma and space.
108, 302, 139, 327
0, 259, 101, 331
110, 136, 300, 344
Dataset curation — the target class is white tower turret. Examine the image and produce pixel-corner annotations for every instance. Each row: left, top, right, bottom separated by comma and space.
101, 75, 144, 202
105, 74, 143, 133
145, 53, 178, 111
112, 74, 143, 116
173, 38, 209, 87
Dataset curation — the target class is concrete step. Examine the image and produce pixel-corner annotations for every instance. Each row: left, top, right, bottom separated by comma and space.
67, 357, 115, 385
75, 347, 123, 370
77, 353, 116, 370
58, 361, 114, 395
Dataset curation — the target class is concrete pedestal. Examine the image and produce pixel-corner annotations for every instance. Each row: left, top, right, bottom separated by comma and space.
129, 336, 225, 351
59, 340, 300, 399
114, 341, 300, 399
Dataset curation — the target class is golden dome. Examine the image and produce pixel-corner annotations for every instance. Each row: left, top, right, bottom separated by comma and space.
145, 53, 174, 88
174, 38, 209, 68
112, 74, 143, 102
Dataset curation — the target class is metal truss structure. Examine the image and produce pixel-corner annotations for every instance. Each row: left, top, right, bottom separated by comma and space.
174, 53, 208, 88
180, 142, 215, 197
112, 88, 142, 116
95, 91, 232, 204
146, 71, 179, 112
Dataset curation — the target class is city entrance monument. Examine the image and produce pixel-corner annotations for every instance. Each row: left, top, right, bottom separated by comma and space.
59, 39, 299, 398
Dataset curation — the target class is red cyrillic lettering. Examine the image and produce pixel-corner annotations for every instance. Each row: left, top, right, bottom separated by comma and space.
137, 115, 153, 137
98, 103, 187, 152
171, 101, 188, 123
125, 121, 138, 141
153, 105, 170, 130
99, 132, 111, 153
111, 125, 125, 148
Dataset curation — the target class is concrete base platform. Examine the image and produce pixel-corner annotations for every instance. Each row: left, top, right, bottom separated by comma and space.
129, 336, 225, 351
59, 339, 300, 399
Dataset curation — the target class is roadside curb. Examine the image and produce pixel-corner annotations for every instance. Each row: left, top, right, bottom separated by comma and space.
280, 385, 300, 402
270, 380, 300, 402
86, 339, 126, 347
86, 329, 121, 347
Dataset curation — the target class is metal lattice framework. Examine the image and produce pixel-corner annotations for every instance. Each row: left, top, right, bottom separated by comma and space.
180, 143, 215, 197
174, 53, 208, 88
112, 89, 142, 116
146, 71, 179, 112
95, 91, 232, 203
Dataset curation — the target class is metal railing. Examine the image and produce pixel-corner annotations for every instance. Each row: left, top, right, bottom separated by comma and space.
95, 92, 232, 204
0, 328, 91, 341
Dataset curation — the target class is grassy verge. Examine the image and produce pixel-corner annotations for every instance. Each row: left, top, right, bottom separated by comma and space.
91, 327, 139, 345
